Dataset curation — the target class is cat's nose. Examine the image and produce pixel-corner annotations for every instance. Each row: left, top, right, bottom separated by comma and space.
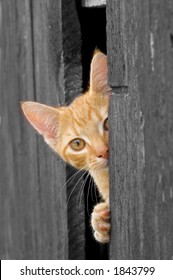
96, 148, 109, 159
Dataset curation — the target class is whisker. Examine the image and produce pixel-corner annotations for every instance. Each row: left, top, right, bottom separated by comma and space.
66, 170, 88, 206
86, 174, 93, 217
58, 163, 89, 198
89, 176, 95, 203
87, 175, 93, 203
77, 172, 90, 211
94, 181, 99, 204
77, 182, 85, 211
88, 161, 100, 171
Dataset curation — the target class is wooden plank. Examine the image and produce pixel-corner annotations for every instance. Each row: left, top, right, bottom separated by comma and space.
0, 0, 39, 259
109, 91, 145, 259
0, 0, 85, 260
32, 0, 85, 259
0, 0, 68, 259
107, 0, 144, 259
108, 0, 173, 259
136, 0, 173, 259
106, 0, 128, 86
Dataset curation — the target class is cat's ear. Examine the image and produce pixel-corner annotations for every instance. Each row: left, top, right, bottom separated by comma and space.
21, 101, 59, 147
90, 51, 111, 95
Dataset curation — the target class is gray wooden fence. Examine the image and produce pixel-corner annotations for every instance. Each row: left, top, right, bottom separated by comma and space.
0, 0, 173, 260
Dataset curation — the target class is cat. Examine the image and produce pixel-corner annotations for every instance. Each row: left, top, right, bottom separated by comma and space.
21, 51, 111, 243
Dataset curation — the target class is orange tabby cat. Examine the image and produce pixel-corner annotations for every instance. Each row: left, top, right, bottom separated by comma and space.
21, 51, 111, 243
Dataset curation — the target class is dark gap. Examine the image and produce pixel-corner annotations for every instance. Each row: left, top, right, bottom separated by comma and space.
170, 33, 173, 48
84, 176, 109, 260
77, 6, 107, 90
76, 4, 108, 260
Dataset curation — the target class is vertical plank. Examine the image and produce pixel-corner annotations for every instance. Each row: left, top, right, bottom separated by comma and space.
137, 0, 173, 259
0, 0, 41, 259
0, 0, 68, 259
106, 0, 128, 86
107, 0, 145, 259
109, 92, 145, 259
31, 0, 69, 260
108, 0, 173, 259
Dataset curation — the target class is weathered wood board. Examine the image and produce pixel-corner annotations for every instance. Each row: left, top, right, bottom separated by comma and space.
107, 0, 173, 259
0, 0, 85, 260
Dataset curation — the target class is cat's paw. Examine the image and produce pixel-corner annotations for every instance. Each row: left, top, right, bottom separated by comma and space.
91, 202, 110, 243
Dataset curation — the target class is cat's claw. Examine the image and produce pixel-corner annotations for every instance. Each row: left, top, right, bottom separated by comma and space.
91, 202, 110, 243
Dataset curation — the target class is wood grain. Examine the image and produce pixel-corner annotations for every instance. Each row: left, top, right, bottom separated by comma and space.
108, 0, 173, 259
106, 0, 128, 86
0, 0, 85, 260
30, 0, 68, 259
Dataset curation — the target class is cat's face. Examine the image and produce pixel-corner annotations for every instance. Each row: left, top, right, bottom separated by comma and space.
21, 52, 111, 173
54, 94, 109, 171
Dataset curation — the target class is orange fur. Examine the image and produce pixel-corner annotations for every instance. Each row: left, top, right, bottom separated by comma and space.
21, 52, 111, 243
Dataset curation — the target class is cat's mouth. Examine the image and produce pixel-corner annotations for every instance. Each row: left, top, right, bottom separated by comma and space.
90, 158, 108, 170
99, 158, 108, 169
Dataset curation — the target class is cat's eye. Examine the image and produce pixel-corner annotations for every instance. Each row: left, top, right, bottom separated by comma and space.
104, 118, 109, 131
70, 138, 85, 151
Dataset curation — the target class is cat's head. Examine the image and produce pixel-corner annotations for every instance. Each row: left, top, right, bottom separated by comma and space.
21, 52, 111, 172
